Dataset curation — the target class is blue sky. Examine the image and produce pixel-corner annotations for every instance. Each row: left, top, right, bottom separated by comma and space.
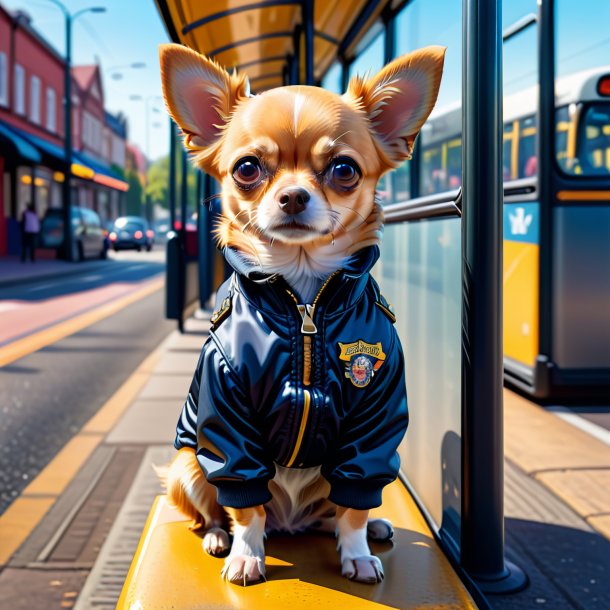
2, 0, 171, 161
3, 0, 609, 161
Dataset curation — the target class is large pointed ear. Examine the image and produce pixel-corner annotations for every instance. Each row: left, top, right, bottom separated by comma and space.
345, 46, 446, 169
159, 44, 250, 173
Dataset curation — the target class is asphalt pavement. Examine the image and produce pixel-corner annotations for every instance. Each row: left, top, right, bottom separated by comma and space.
0, 250, 174, 515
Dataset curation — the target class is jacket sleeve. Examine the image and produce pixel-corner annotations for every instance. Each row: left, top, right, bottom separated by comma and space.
322, 333, 409, 510
174, 335, 275, 508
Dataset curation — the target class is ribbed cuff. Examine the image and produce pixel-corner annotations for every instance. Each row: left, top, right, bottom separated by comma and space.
328, 478, 388, 510
216, 479, 273, 508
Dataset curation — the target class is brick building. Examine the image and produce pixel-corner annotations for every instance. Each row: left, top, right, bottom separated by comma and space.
0, 5, 128, 256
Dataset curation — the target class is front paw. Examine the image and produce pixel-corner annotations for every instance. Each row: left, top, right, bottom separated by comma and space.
222, 554, 265, 586
341, 555, 384, 584
202, 527, 230, 557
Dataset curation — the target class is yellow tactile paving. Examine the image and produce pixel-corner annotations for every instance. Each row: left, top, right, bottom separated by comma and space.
504, 389, 610, 473
22, 434, 103, 496
536, 469, 610, 520
0, 319, 169, 567
0, 497, 55, 566
118, 485, 476, 610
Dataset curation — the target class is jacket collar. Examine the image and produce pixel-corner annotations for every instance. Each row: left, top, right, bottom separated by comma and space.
224, 245, 379, 313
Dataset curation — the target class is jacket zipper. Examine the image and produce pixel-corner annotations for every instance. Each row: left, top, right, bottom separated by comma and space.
285, 388, 311, 467
284, 271, 339, 466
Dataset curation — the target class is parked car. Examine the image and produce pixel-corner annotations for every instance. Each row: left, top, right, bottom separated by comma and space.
108, 216, 154, 252
39, 206, 107, 261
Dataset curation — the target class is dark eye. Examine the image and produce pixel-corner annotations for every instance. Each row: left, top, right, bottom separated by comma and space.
329, 157, 361, 190
232, 157, 263, 189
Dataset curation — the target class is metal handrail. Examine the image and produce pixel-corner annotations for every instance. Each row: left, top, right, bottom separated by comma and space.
383, 188, 461, 223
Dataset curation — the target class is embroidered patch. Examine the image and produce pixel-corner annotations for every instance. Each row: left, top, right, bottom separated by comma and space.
338, 340, 387, 388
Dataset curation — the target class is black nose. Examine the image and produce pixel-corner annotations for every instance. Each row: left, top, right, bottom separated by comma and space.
277, 187, 310, 215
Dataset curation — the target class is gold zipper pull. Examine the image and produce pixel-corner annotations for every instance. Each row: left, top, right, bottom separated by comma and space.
297, 304, 317, 334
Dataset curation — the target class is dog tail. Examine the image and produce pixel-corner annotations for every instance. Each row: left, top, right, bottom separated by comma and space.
155, 448, 207, 529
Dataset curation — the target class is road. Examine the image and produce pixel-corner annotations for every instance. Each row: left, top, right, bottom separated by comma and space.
0, 249, 175, 514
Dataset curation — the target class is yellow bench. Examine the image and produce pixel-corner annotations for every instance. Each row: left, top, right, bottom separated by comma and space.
118, 480, 476, 609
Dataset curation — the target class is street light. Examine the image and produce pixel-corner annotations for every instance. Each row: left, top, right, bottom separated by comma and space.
106, 62, 146, 80
45, 0, 106, 261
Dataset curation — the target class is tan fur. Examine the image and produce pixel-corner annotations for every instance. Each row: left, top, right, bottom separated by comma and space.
159, 42, 445, 584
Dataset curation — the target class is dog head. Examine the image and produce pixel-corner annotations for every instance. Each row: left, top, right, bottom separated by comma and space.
159, 44, 445, 256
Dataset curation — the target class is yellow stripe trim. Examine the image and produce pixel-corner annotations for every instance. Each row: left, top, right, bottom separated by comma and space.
0, 277, 163, 367
0, 324, 165, 566
286, 389, 311, 468
556, 190, 610, 201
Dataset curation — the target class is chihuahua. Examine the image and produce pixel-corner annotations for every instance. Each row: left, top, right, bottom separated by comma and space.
159, 43, 445, 586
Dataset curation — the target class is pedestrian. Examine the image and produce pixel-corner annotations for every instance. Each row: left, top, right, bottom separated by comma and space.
21, 203, 40, 263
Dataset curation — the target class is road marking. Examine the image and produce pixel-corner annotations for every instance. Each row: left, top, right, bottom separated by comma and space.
0, 276, 164, 368
547, 406, 610, 448
28, 281, 60, 292
0, 334, 168, 567
82, 274, 103, 282
125, 264, 148, 272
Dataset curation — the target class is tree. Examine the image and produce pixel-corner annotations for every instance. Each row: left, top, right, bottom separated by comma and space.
146, 156, 169, 208
125, 168, 143, 215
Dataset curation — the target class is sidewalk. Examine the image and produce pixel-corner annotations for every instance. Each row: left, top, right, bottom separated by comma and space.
0, 255, 113, 288
0, 312, 608, 609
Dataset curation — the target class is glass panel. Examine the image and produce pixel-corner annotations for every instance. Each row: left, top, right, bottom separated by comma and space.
321, 61, 343, 94
348, 32, 385, 79
348, 31, 390, 205
376, 218, 462, 535
502, 0, 537, 30
395, 0, 462, 200
555, 0, 610, 177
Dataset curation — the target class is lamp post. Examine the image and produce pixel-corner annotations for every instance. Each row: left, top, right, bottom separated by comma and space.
46, 0, 106, 261
106, 62, 146, 81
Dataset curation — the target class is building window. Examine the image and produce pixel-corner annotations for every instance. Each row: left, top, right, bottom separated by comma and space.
30, 76, 41, 124
46, 87, 56, 132
0, 53, 7, 106
14, 64, 25, 115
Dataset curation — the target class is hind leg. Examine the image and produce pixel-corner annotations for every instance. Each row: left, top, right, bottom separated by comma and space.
165, 448, 230, 557
367, 518, 394, 542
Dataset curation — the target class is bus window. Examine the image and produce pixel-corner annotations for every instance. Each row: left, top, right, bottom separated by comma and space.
421, 146, 444, 195
446, 139, 462, 189
518, 116, 537, 178
555, 0, 610, 177
578, 104, 610, 175
503, 122, 515, 181
555, 105, 572, 172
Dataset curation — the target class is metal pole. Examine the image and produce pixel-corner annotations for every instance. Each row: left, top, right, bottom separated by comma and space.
180, 148, 188, 241
291, 25, 302, 85
535, 0, 555, 396
460, 0, 526, 593
62, 12, 73, 261
168, 118, 177, 231
302, 0, 314, 86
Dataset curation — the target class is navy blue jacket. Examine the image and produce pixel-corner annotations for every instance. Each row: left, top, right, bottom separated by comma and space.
174, 246, 408, 510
